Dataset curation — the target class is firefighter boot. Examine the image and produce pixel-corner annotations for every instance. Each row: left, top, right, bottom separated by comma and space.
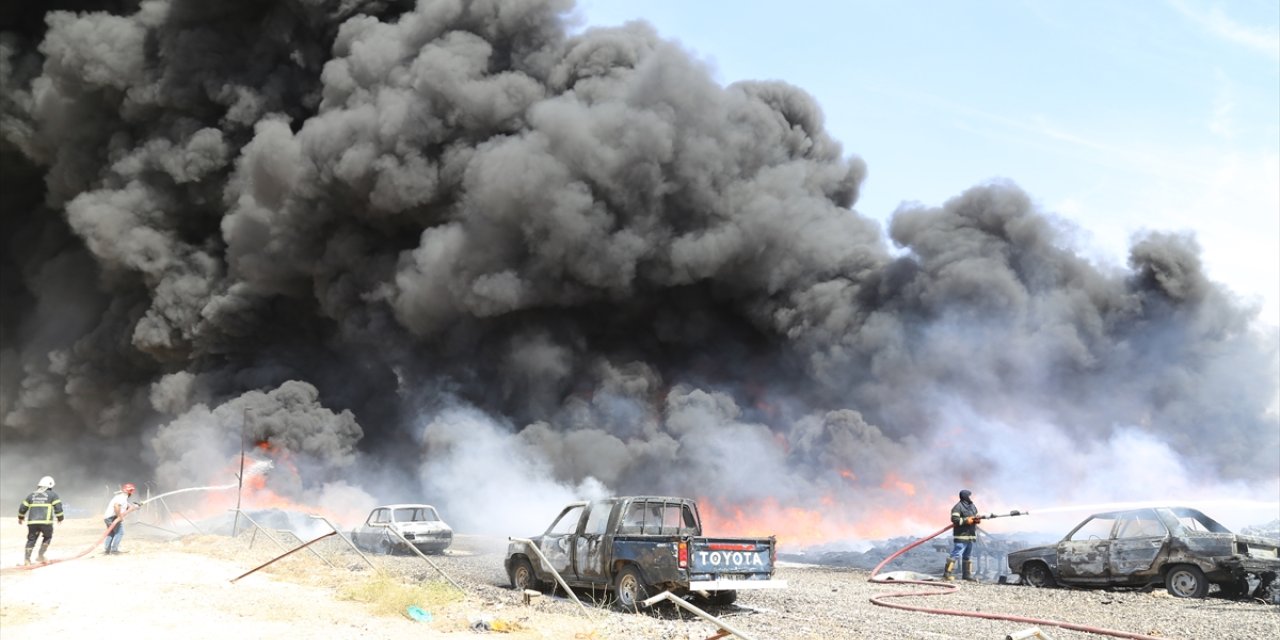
962, 560, 977, 582
37, 541, 49, 563
23, 547, 32, 566
943, 559, 956, 581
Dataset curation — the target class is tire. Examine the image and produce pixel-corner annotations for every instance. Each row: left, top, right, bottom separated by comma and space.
509, 556, 540, 592
377, 536, 394, 556
704, 590, 738, 606
1165, 564, 1209, 598
1021, 562, 1056, 588
613, 565, 650, 611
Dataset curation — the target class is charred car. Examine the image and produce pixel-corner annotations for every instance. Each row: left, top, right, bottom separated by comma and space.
1007, 506, 1279, 599
506, 496, 786, 610
351, 504, 453, 555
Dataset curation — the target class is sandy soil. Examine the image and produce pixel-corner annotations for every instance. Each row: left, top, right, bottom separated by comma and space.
0, 517, 593, 639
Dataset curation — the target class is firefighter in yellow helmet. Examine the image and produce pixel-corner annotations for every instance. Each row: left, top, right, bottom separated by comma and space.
17, 476, 64, 565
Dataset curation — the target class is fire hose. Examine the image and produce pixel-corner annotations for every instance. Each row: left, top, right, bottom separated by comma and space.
2, 504, 139, 574
868, 510, 1165, 640
5, 462, 275, 573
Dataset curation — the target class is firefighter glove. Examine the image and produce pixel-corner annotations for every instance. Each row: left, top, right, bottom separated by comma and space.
57, 516, 64, 523
17, 517, 23, 525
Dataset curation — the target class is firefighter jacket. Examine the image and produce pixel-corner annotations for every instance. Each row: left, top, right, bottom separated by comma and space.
950, 499, 979, 540
19, 489, 64, 525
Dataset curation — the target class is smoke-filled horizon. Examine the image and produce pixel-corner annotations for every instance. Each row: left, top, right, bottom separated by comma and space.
2, 0, 1277, 542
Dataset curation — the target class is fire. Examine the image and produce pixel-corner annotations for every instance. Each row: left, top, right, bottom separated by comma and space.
145, 441, 363, 529
699, 491, 945, 549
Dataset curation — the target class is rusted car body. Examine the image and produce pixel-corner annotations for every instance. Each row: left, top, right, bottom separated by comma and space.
351, 503, 453, 555
1007, 506, 1279, 599
505, 496, 786, 609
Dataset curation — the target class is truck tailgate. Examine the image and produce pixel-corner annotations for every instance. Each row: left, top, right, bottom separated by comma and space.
688, 537, 787, 590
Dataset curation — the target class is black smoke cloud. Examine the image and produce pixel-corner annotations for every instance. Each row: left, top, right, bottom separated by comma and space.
2, 0, 1275, 536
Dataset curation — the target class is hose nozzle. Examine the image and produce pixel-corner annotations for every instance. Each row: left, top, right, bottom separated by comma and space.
983, 510, 1028, 519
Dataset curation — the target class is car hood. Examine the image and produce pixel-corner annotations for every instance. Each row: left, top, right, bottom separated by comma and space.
1008, 544, 1056, 559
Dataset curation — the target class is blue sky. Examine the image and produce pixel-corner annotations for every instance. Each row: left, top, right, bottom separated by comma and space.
573, 0, 1280, 326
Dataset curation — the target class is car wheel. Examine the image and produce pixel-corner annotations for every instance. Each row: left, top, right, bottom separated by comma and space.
703, 590, 737, 606
377, 536, 394, 556
509, 556, 540, 592
1022, 562, 1056, 588
614, 565, 650, 611
1165, 564, 1208, 598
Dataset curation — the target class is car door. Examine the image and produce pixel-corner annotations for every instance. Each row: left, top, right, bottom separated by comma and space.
1057, 514, 1116, 584
356, 507, 391, 549
539, 504, 586, 583
573, 500, 615, 586
1107, 509, 1169, 583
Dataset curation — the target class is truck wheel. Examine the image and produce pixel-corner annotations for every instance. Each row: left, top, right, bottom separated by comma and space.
1165, 564, 1208, 598
705, 590, 737, 606
614, 566, 650, 611
509, 557, 541, 592
1022, 562, 1055, 588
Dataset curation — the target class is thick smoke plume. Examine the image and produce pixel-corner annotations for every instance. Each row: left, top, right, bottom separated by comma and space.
2, 0, 1276, 540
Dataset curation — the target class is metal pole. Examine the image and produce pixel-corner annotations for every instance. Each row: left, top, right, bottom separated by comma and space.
230, 531, 336, 583
229, 508, 331, 566
641, 590, 758, 640
308, 515, 381, 575
386, 527, 465, 593
233, 407, 247, 537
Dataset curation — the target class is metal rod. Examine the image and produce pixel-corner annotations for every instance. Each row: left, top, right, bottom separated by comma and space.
234, 407, 247, 537
135, 521, 183, 537
230, 509, 290, 554
386, 526, 465, 593
308, 515, 382, 575
641, 590, 757, 640
508, 537, 590, 616
230, 531, 336, 583
229, 508, 331, 566
274, 529, 336, 568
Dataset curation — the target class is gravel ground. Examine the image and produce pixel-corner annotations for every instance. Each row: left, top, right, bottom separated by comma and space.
375, 533, 1280, 640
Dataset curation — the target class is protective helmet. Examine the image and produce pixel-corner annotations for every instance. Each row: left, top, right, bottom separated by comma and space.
959, 489, 972, 501
122, 482, 136, 494
38, 476, 55, 489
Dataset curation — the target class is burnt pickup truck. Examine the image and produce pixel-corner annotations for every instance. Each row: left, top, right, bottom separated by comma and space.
505, 496, 786, 609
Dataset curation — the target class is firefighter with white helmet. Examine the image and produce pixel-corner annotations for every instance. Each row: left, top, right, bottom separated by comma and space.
17, 476, 64, 565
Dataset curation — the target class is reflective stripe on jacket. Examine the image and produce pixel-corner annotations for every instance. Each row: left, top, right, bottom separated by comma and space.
950, 499, 978, 540
19, 490, 64, 525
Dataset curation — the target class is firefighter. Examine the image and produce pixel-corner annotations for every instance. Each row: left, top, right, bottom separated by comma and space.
103, 482, 136, 555
944, 489, 981, 581
17, 476, 64, 565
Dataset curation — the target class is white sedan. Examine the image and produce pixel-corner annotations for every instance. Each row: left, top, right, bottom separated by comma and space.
351, 504, 453, 555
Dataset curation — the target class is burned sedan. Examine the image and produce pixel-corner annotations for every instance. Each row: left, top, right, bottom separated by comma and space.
1007, 506, 1279, 599
351, 504, 453, 555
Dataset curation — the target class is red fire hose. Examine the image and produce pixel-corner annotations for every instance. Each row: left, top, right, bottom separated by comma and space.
2, 506, 137, 575
867, 522, 1165, 640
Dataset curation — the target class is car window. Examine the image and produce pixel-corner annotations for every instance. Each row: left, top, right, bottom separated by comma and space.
1115, 510, 1167, 539
661, 503, 684, 533
583, 501, 612, 535
394, 507, 439, 523
682, 504, 698, 532
1068, 516, 1116, 541
620, 502, 646, 534
370, 508, 390, 525
1170, 510, 1231, 534
548, 505, 585, 536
